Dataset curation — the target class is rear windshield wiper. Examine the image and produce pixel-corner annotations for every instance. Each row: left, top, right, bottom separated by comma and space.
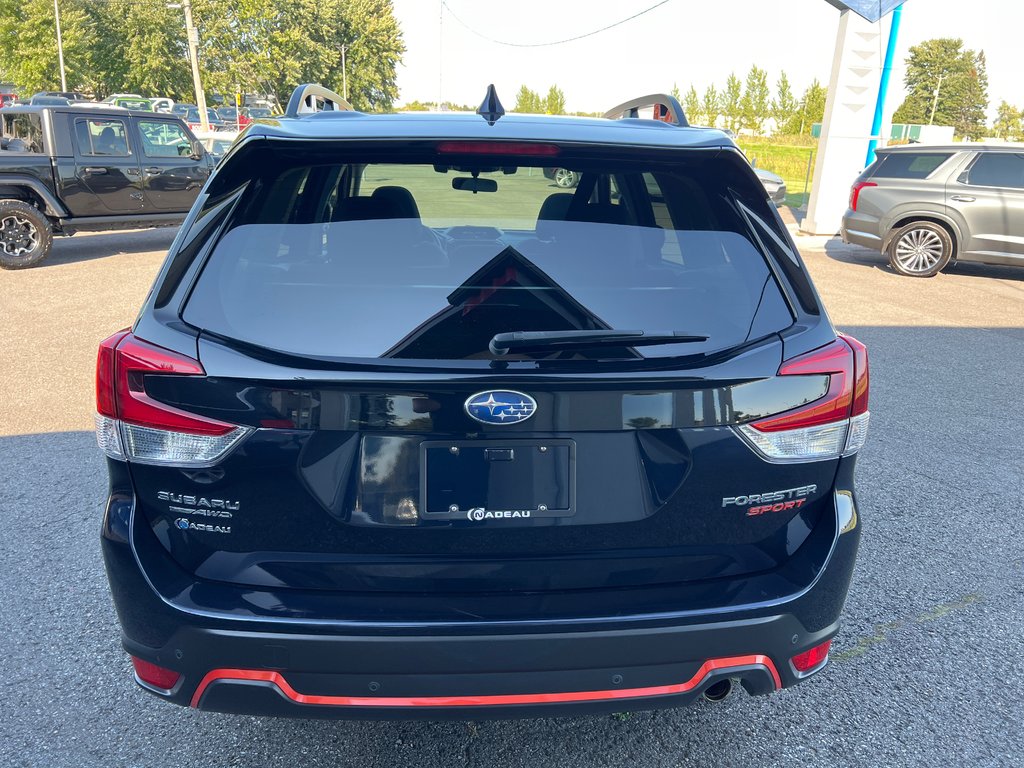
489, 330, 709, 356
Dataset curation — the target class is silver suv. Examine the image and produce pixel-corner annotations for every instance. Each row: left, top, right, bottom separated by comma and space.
841, 145, 1024, 277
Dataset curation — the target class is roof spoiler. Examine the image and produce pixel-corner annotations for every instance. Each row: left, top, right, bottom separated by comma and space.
284, 84, 355, 118
603, 93, 688, 127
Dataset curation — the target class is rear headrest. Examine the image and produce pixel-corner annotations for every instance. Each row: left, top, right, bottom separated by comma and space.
332, 196, 402, 222
536, 193, 574, 240
569, 203, 632, 226
371, 186, 420, 219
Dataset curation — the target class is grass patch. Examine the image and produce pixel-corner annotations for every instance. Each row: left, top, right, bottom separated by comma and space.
737, 140, 817, 209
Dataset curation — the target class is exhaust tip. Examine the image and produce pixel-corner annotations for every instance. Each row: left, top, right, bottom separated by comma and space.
702, 679, 732, 702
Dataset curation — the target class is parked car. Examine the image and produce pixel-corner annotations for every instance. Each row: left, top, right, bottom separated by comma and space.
192, 129, 238, 162
0, 91, 18, 108
150, 97, 175, 114
103, 94, 153, 111
842, 144, 1024, 276
171, 103, 197, 117
183, 107, 228, 132
32, 90, 89, 102
244, 106, 274, 120
28, 95, 70, 106
96, 85, 868, 719
0, 103, 213, 268
214, 106, 251, 129
543, 166, 581, 188
754, 167, 787, 205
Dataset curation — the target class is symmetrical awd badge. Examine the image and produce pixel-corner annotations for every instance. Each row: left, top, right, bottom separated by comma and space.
465, 390, 537, 425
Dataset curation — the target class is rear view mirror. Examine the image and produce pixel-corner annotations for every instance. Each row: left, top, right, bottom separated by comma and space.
452, 177, 497, 193
190, 139, 204, 161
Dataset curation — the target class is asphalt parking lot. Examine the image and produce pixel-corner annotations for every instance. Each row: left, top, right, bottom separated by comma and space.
1, 227, 1022, 767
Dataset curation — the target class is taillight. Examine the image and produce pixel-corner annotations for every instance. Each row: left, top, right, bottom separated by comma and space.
95, 331, 250, 466
791, 639, 832, 673
849, 181, 876, 211
736, 335, 869, 462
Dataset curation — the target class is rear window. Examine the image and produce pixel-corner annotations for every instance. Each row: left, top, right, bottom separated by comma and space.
871, 152, 952, 179
1, 113, 44, 153
183, 149, 795, 364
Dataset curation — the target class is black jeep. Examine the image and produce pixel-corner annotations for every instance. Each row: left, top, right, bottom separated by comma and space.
0, 104, 214, 268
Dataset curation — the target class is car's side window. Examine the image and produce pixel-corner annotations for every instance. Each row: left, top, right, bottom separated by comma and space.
75, 118, 130, 157
964, 153, 1024, 190
1, 113, 44, 152
137, 120, 193, 158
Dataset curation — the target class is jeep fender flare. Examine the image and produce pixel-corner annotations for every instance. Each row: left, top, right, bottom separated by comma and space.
0, 176, 69, 218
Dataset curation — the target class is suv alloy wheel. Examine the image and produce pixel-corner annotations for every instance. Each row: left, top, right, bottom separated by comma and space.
553, 168, 579, 188
887, 220, 953, 277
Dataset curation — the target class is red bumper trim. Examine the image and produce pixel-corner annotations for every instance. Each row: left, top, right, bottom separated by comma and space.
189, 655, 782, 709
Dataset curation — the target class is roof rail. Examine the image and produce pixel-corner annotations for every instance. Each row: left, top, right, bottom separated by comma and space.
284, 84, 354, 118
603, 93, 688, 127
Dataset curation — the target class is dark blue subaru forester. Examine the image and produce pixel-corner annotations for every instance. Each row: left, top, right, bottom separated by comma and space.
97, 85, 868, 719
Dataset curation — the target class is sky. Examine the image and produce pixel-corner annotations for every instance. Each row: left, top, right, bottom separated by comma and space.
390, 0, 1020, 121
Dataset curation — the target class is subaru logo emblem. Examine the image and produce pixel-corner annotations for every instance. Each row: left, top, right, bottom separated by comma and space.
465, 390, 537, 425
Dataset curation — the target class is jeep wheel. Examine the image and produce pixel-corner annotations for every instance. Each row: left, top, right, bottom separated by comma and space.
887, 221, 952, 278
553, 168, 579, 188
0, 200, 53, 269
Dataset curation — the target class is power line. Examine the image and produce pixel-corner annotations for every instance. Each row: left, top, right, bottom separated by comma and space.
440, 0, 673, 48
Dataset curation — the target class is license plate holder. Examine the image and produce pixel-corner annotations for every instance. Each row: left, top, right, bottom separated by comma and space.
421, 440, 575, 520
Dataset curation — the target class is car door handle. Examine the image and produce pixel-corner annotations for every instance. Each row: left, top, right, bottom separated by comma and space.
82, 167, 107, 175
144, 167, 162, 175
950, 195, 976, 202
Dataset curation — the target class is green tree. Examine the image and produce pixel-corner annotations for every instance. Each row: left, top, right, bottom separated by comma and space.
543, 84, 566, 115
670, 82, 680, 101
892, 38, 989, 140
682, 85, 701, 125
513, 85, 542, 113
782, 79, 827, 136
992, 101, 1022, 140
740, 65, 770, 133
772, 71, 798, 134
0, 0, 92, 94
723, 72, 742, 132
701, 84, 721, 129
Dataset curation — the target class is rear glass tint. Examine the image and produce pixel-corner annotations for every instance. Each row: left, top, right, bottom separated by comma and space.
184, 153, 794, 363
871, 152, 952, 179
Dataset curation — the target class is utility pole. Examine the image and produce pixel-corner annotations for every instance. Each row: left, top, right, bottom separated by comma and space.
928, 73, 944, 126
342, 44, 348, 101
180, 0, 209, 131
437, 0, 443, 110
53, 0, 67, 92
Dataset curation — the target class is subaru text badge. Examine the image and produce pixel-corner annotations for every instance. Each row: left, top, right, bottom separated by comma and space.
465, 390, 537, 425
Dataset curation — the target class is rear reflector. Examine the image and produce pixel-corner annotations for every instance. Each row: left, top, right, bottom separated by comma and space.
95, 331, 250, 466
131, 656, 181, 690
791, 639, 832, 673
736, 336, 869, 462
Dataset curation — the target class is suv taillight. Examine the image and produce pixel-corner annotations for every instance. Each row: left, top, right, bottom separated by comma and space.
736, 335, 869, 462
849, 181, 877, 212
95, 331, 250, 466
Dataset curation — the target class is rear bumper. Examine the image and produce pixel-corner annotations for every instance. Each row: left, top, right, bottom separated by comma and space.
125, 613, 832, 720
102, 460, 862, 719
840, 211, 883, 251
